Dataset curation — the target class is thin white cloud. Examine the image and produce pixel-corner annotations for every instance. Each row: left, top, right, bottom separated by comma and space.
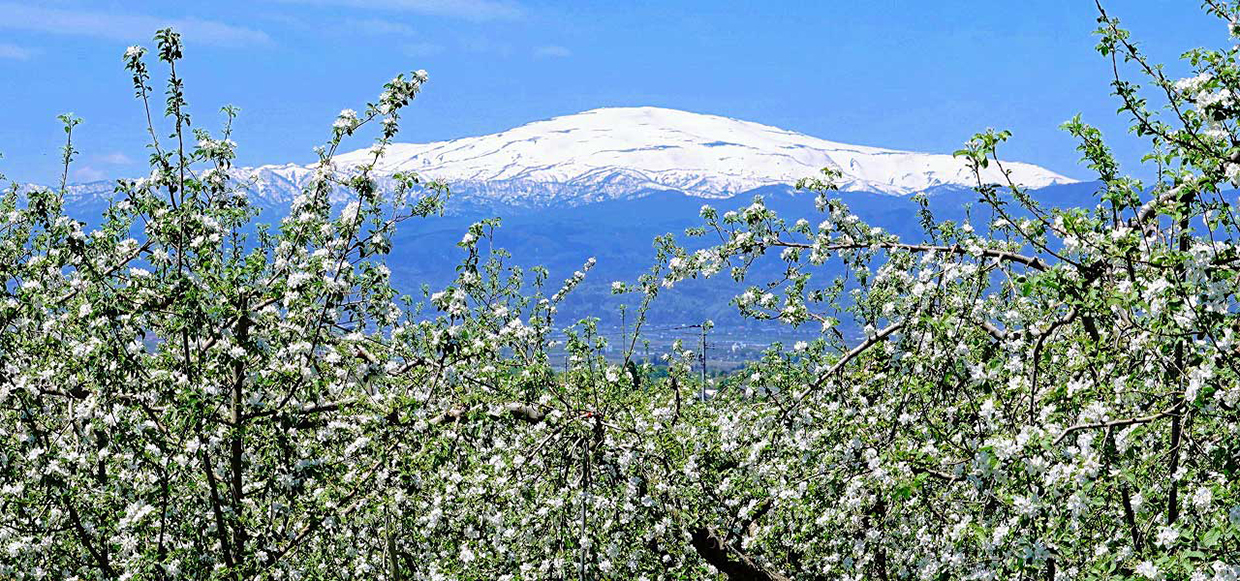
0, 43, 35, 60
72, 166, 106, 182
533, 45, 571, 58
406, 42, 446, 56
0, 3, 271, 48
97, 152, 134, 165
269, 0, 522, 22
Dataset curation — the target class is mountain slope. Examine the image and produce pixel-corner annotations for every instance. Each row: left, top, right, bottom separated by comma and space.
328, 107, 1075, 202
56, 106, 1077, 213
235, 106, 1075, 209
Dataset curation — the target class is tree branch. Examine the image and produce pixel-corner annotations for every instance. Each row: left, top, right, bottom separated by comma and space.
775, 240, 1048, 271
811, 322, 904, 390
429, 402, 547, 426
1054, 403, 1182, 445
690, 526, 791, 581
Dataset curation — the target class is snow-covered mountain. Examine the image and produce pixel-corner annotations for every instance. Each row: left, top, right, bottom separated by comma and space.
64, 106, 1077, 210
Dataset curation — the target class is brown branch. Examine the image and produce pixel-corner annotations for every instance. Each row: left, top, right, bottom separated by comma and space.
779, 322, 905, 417
971, 318, 1008, 342
229, 306, 250, 565
690, 527, 791, 581
775, 240, 1048, 271
429, 402, 547, 426
912, 465, 965, 482
811, 322, 904, 390
1128, 188, 1182, 231
242, 398, 362, 422
1121, 483, 1143, 552
671, 375, 682, 426
64, 501, 116, 578
200, 449, 237, 570
1054, 403, 1182, 445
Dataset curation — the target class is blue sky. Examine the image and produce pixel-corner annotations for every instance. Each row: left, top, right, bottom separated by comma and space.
0, 0, 1223, 185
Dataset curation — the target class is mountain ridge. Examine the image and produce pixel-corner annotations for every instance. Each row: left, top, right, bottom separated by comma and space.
54, 106, 1077, 213
326, 106, 1077, 202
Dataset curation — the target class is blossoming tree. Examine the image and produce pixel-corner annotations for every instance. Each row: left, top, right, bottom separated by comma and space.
4, 2, 1240, 580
